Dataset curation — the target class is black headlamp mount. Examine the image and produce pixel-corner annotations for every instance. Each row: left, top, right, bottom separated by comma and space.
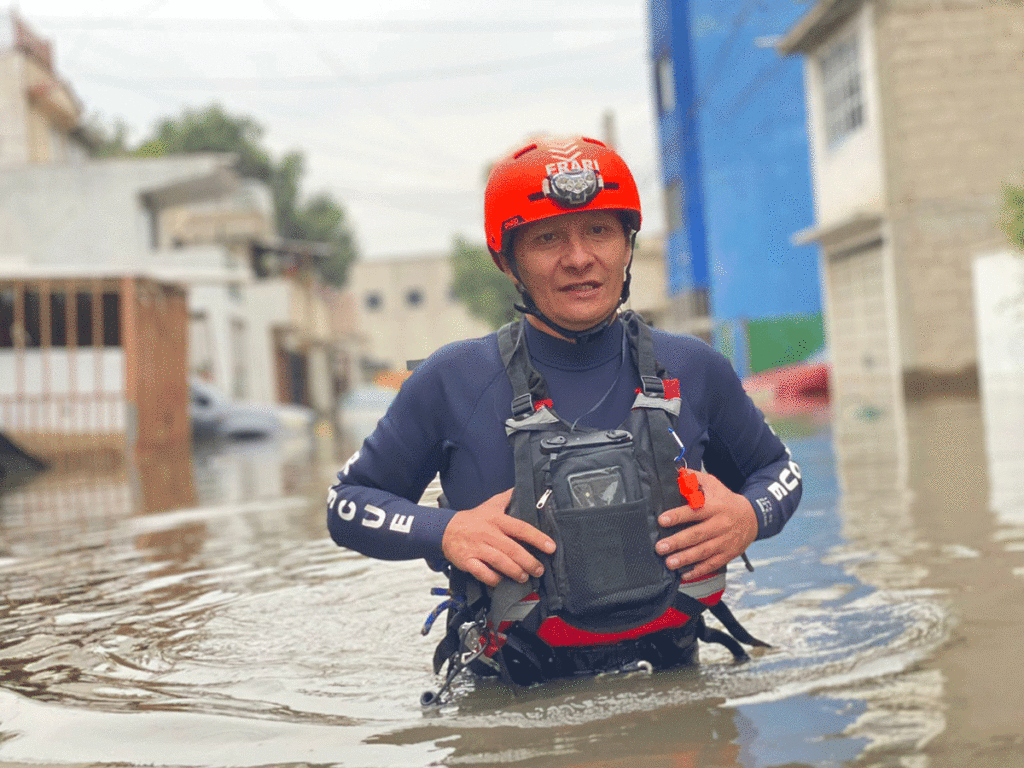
542, 169, 604, 209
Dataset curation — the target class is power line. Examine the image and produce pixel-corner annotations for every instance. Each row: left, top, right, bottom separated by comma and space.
66, 35, 637, 90
27, 6, 656, 251
689, 0, 759, 116
132, 0, 173, 17
32, 14, 642, 34
258, 0, 470, 172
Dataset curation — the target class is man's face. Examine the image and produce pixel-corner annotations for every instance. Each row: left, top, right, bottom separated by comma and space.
503, 209, 631, 336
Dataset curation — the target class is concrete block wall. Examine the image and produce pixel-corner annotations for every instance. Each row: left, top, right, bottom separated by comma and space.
875, 0, 1024, 373
824, 243, 904, 474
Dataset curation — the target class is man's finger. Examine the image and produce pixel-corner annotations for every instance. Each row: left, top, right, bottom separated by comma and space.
484, 546, 534, 584
464, 558, 501, 588
480, 527, 547, 579
498, 515, 556, 554
495, 539, 546, 579
656, 526, 698, 556
658, 502, 714, 529
673, 548, 730, 580
664, 536, 718, 569
656, 516, 722, 556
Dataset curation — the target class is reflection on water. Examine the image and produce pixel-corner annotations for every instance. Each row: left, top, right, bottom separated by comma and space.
0, 383, 1022, 767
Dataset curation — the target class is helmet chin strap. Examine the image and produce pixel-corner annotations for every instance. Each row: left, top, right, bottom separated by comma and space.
508, 231, 637, 344
512, 290, 616, 344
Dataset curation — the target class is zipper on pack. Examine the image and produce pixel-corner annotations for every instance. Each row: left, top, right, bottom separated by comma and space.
536, 489, 552, 509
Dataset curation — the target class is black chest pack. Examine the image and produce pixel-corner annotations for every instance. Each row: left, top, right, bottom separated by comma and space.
422, 312, 767, 704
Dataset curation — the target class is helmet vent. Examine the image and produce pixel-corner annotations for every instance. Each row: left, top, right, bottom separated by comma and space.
513, 143, 538, 160
580, 137, 607, 148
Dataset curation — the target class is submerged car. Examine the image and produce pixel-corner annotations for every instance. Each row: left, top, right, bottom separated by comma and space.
190, 380, 313, 441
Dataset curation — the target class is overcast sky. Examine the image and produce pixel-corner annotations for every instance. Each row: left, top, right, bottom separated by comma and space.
13, 0, 663, 259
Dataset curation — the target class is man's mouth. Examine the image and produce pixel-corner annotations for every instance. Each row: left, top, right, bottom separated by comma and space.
560, 281, 601, 293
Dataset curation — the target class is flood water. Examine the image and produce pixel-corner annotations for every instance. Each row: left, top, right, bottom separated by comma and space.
2, 388, 1023, 768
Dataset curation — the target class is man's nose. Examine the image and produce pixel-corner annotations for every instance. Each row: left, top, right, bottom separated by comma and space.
562, 230, 594, 269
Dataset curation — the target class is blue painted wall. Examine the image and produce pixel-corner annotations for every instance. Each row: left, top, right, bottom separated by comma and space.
649, 0, 820, 320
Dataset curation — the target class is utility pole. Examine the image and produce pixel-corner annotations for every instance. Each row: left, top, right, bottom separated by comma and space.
602, 109, 618, 150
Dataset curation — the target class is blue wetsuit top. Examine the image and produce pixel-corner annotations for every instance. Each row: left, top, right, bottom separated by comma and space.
328, 317, 801, 566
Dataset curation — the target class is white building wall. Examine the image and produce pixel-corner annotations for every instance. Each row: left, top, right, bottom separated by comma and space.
245, 278, 291, 406
0, 51, 29, 167
803, 3, 887, 231
0, 156, 233, 267
186, 282, 247, 397
307, 344, 332, 414
973, 250, 1024, 516
0, 158, 283, 412
626, 237, 668, 322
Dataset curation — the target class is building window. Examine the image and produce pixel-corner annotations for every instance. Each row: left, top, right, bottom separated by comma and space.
820, 33, 864, 148
655, 56, 676, 114
406, 289, 423, 307
365, 292, 382, 311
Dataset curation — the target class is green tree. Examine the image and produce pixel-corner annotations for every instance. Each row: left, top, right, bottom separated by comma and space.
290, 192, 360, 286
1002, 182, 1024, 253
82, 114, 132, 158
134, 104, 358, 286
449, 236, 520, 329
137, 105, 273, 181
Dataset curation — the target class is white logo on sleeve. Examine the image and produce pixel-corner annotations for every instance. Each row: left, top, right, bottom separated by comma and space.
389, 514, 414, 533
767, 459, 802, 500
337, 500, 357, 521
361, 504, 385, 529
339, 450, 360, 477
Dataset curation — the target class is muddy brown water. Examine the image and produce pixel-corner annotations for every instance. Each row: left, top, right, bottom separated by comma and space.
1, 392, 1022, 768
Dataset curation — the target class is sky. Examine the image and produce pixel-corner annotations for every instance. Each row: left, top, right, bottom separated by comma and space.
12, 0, 663, 259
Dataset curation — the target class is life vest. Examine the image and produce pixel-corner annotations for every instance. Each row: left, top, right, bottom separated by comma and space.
423, 311, 766, 703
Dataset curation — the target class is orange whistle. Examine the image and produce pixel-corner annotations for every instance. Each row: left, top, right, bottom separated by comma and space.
677, 468, 705, 509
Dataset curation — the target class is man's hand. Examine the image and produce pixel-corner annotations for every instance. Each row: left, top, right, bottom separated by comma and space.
655, 471, 758, 580
442, 488, 556, 587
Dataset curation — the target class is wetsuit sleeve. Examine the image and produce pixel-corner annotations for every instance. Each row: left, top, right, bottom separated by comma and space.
326, 362, 456, 565
700, 350, 802, 541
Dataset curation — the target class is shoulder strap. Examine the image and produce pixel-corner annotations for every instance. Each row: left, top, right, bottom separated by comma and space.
498, 318, 549, 418
619, 311, 687, 518
621, 310, 666, 396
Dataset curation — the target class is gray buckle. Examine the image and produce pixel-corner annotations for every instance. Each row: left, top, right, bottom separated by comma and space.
641, 376, 664, 396
510, 393, 534, 417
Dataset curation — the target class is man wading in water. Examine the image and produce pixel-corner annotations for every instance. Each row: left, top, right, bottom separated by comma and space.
327, 136, 802, 701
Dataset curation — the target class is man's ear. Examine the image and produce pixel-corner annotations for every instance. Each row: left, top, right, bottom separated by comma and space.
495, 251, 519, 285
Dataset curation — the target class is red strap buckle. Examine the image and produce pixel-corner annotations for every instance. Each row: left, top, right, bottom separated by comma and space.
635, 379, 680, 399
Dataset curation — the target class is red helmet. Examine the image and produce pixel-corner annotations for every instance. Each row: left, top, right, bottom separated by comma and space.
484, 136, 642, 265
